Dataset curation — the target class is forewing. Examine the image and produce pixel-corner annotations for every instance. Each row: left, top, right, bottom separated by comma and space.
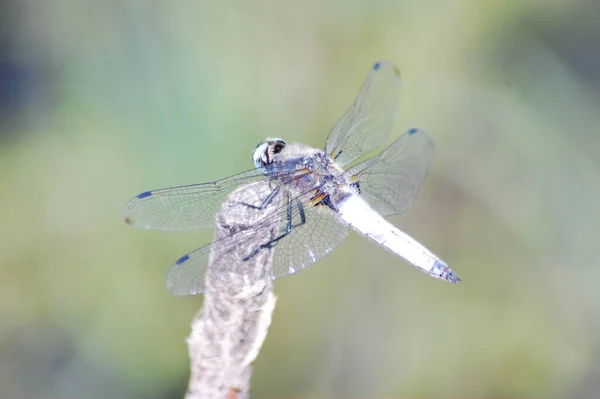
324, 61, 401, 167
123, 168, 268, 231
347, 128, 435, 216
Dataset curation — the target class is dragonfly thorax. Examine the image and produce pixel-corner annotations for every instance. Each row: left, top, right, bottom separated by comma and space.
269, 142, 357, 211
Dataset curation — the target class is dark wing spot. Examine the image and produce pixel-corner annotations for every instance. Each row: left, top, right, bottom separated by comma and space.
175, 254, 190, 265
137, 191, 152, 199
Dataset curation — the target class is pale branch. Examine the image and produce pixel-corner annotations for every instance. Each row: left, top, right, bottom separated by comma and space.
185, 181, 280, 399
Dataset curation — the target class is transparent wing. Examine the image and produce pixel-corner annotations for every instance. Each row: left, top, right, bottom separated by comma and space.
347, 128, 435, 216
166, 185, 348, 295
324, 60, 401, 167
123, 168, 273, 231
268, 193, 349, 282
165, 180, 285, 295
165, 244, 213, 295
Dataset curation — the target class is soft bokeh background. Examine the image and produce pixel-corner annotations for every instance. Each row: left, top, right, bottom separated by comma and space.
2, 1, 600, 398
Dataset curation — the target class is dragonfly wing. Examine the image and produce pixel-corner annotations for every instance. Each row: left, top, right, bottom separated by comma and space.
324, 61, 401, 167
165, 180, 285, 295
268, 193, 349, 281
166, 184, 348, 295
347, 128, 435, 216
165, 244, 211, 296
123, 168, 269, 231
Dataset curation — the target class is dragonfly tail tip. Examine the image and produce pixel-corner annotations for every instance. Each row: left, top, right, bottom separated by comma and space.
446, 270, 461, 283
431, 260, 461, 284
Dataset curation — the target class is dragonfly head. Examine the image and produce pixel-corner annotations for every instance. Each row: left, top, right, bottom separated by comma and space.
253, 138, 286, 172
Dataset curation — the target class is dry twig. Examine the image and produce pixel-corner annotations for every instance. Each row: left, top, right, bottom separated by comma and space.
185, 181, 280, 399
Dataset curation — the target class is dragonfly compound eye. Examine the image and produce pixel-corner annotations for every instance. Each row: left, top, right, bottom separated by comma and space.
272, 140, 286, 154
253, 141, 270, 170
253, 138, 287, 169
264, 138, 286, 161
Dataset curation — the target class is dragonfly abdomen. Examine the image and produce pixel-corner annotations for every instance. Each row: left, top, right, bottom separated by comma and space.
336, 195, 460, 283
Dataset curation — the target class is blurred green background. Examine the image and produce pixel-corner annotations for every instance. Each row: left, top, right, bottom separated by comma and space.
2, 0, 600, 398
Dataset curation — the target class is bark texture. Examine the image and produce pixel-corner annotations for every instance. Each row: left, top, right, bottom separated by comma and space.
185, 181, 280, 399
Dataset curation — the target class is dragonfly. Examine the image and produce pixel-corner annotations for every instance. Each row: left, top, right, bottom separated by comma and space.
123, 61, 460, 295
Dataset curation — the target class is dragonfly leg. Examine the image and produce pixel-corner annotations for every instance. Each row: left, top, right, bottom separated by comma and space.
240, 184, 280, 210
264, 198, 307, 245
292, 199, 306, 228
242, 197, 306, 262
